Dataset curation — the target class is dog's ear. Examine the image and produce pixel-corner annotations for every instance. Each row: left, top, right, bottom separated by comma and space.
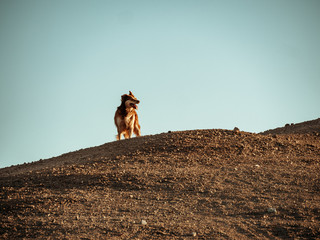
129, 91, 133, 96
121, 94, 126, 101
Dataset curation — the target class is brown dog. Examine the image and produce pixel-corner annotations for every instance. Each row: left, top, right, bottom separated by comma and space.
114, 91, 141, 140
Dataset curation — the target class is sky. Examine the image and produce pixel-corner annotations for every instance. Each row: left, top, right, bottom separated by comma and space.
1, 0, 319, 168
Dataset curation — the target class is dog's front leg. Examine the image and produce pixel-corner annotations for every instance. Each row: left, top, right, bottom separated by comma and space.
128, 127, 134, 139
123, 128, 132, 139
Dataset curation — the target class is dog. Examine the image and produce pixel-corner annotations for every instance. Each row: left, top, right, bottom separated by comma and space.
114, 91, 141, 140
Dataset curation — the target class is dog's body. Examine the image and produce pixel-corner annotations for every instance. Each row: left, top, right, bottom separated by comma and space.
114, 91, 141, 140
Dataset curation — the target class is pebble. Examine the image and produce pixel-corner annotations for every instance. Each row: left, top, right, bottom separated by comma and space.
267, 207, 277, 213
141, 220, 147, 225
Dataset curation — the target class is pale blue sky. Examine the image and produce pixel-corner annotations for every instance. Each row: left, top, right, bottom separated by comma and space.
1, 0, 319, 168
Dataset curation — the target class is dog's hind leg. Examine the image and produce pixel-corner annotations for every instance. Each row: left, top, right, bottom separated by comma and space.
133, 114, 141, 137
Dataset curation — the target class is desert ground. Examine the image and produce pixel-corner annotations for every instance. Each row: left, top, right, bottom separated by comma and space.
1, 119, 320, 239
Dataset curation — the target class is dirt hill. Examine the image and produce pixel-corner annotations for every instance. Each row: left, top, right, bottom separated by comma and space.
1, 123, 320, 239
261, 118, 320, 135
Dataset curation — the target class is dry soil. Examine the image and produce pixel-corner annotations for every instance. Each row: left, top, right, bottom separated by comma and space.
1, 119, 320, 239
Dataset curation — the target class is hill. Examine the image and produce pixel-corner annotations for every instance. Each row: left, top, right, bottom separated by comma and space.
1, 126, 320, 239
261, 118, 320, 135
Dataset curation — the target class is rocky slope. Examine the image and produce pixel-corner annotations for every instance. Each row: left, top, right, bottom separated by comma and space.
261, 118, 320, 135
1, 123, 320, 239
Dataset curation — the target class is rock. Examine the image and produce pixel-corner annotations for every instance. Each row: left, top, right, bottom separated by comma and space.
267, 207, 277, 213
141, 220, 147, 225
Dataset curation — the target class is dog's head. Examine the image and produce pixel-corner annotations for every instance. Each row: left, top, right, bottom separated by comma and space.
121, 91, 140, 110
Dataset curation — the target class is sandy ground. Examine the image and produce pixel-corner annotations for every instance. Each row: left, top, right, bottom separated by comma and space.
1, 119, 320, 239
